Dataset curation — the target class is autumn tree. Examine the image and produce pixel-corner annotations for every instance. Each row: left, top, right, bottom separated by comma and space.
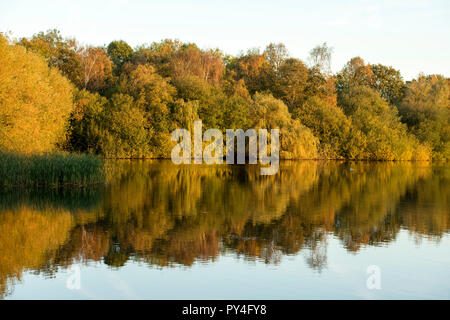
264, 43, 289, 72
170, 44, 224, 85
100, 94, 151, 158
275, 58, 309, 109
228, 48, 272, 95
171, 99, 200, 132
19, 29, 83, 87
66, 89, 108, 153
119, 63, 177, 157
370, 63, 406, 105
336, 57, 405, 105
0, 35, 74, 154
294, 96, 365, 159
67, 90, 152, 158
398, 74, 449, 159
79, 46, 113, 92
7, 29, 444, 160
339, 86, 430, 160
336, 57, 374, 95
132, 39, 182, 77
250, 93, 319, 159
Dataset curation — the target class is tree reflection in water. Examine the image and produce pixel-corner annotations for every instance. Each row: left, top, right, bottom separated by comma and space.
0, 160, 449, 297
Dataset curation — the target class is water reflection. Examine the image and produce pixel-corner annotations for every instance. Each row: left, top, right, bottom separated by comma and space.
0, 161, 449, 298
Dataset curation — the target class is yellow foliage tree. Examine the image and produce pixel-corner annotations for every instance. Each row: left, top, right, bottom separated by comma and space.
0, 35, 74, 154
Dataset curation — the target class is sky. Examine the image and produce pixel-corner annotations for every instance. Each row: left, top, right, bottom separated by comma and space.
1, 0, 449, 80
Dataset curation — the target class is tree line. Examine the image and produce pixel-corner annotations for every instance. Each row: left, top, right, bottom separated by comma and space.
1, 30, 448, 160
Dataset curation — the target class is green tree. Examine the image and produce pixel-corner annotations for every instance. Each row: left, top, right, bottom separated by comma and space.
336, 57, 406, 105
107, 40, 134, 73
132, 39, 182, 77
370, 63, 406, 105
336, 57, 373, 96
276, 58, 309, 109
339, 86, 430, 160
171, 99, 199, 132
116, 63, 177, 157
66, 89, 108, 153
250, 93, 319, 159
398, 74, 450, 159
100, 94, 150, 158
220, 95, 252, 130
294, 96, 365, 159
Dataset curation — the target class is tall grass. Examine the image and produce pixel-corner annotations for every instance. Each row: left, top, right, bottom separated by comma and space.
0, 152, 104, 188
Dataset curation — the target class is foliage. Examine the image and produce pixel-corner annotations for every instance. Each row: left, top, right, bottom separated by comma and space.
0, 35, 74, 154
339, 86, 431, 160
107, 40, 134, 73
19, 29, 84, 86
336, 57, 406, 105
294, 96, 364, 159
398, 74, 450, 159
250, 93, 319, 159
79, 46, 113, 92
3, 30, 448, 160
66, 89, 108, 154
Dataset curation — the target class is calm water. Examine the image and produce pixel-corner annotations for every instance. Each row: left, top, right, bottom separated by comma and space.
1, 160, 449, 299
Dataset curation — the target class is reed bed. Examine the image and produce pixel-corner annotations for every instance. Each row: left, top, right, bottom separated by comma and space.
0, 152, 104, 188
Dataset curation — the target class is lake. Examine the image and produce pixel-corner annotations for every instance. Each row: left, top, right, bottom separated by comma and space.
1, 160, 449, 299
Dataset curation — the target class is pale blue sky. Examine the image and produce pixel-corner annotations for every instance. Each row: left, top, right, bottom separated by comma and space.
1, 0, 449, 80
